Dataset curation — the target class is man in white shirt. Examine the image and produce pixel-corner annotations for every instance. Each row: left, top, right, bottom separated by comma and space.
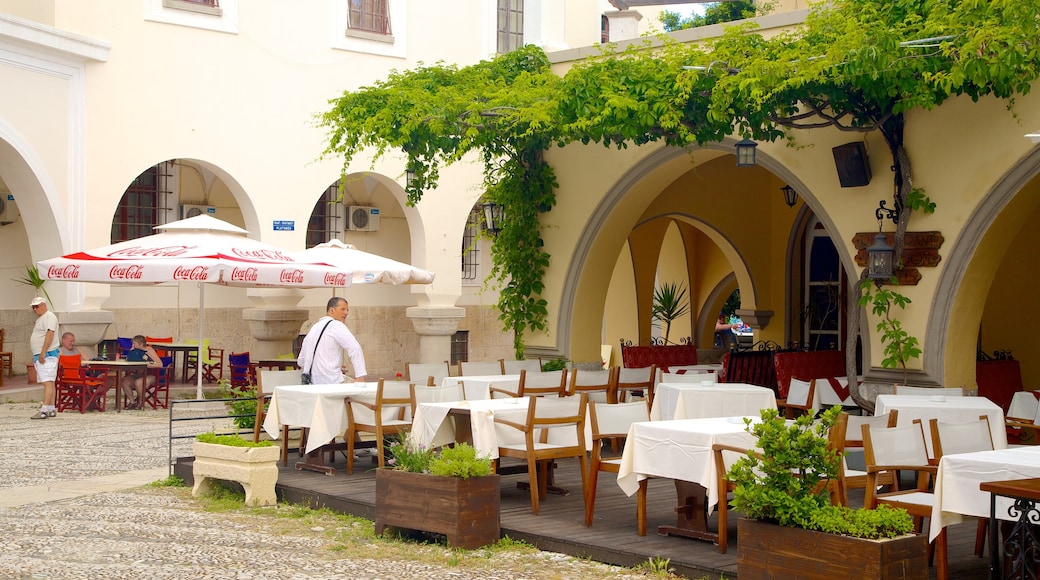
29, 297, 60, 419
297, 297, 367, 384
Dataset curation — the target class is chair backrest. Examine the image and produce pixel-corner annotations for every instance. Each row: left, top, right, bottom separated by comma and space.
616, 365, 655, 388
228, 351, 253, 386
257, 368, 303, 395
411, 382, 465, 407
501, 358, 543, 374
458, 360, 504, 376
117, 337, 133, 358
147, 336, 173, 357
527, 393, 587, 432
406, 361, 450, 385
58, 354, 83, 381
661, 371, 714, 384
929, 416, 994, 459
894, 385, 964, 397
787, 378, 815, 407
845, 411, 898, 447
518, 369, 567, 397
862, 420, 930, 468
567, 368, 617, 403
0, 328, 5, 350
153, 355, 174, 386
588, 400, 649, 440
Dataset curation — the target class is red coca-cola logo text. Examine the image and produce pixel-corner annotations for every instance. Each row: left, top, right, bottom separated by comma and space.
324, 272, 347, 286
109, 245, 196, 258
231, 248, 293, 261
46, 264, 81, 279
173, 266, 209, 281
109, 264, 144, 280
230, 267, 259, 282
280, 269, 305, 284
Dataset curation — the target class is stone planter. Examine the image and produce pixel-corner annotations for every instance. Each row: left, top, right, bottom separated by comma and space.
737, 518, 927, 579
375, 468, 500, 549
191, 441, 280, 506
25, 363, 37, 384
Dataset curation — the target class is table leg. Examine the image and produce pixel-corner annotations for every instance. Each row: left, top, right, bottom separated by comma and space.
658, 480, 718, 543
989, 493, 1000, 580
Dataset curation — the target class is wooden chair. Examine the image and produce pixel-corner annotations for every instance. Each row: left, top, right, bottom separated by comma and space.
500, 358, 543, 375
405, 361, 450, 386
567, 368, 618, 404
895, 385, 964, 397
56, 354, 109, 413
141, 355, 173, 409
228, 351, 254, 387
344, 379, 414, 474
862, 420, 947, 580
1005, 399, 1040, 445
777, 377, 815, 418
615, 365, 656, 405
493, 393, 589, 514
842, 411, 899, 504
0, 328, 13, 385
517, 369, 567, 397
928, 415, 993, 557
253, 368, 303, 466
146, 336, 173, 358
186, 338, 224, 383
116, 337, 133, 358
458, 360, 504, 376
585, 400, 649, 527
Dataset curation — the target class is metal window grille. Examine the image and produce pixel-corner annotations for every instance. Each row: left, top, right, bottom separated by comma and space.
496, 0, 523, 53
307, 183, 343, 248
461, 209, 480, 281
111, 162, 172, 243
601, 14, 610, 44
348, 0, 391, 34
450, 331, 469, 367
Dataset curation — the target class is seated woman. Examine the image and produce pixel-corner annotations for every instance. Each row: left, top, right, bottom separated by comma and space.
121, 335, 163, 410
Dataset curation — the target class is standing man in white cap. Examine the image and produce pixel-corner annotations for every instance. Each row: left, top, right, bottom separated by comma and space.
29, 296, 59, 419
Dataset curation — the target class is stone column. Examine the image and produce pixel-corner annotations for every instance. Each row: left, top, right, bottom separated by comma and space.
241, 308, 308, 359
59, 310, 114, 357
406, 306, 465, 365
735, 309, 775, 330
604, 9, 643, 42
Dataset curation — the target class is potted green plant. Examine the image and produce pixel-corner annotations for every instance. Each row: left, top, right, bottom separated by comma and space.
651, 281, 690, 344
14, 265, 54, 306
728, 406, 927, 579
192, 432, 279, 507
375, 435, 500, 549
859, 280, 922, 386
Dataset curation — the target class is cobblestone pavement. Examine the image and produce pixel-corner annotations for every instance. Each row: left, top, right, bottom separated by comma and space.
0, 403, 647, 579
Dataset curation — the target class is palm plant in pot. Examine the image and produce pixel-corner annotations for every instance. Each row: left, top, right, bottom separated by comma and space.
727, 406, 926, 579
377, 434, 500, 549
651, 281, 689, 344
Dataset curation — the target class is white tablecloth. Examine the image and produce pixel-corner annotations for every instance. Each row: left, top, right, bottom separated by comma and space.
929, 446, 1040, 541
874, 394, 1007, 457
261, 382, 378, 453
411, 397, 593, 459
442, 374, 522, 401
1007, 390, 1039, 420
668, 364, 723, 374
811, 376, 863, 410
652, 382, 777, 421
616, 417, 758, 511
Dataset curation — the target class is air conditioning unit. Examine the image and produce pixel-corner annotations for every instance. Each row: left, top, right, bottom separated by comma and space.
0, 194, 19, 224
347, 206, 380, 232
180, 204, 216, 219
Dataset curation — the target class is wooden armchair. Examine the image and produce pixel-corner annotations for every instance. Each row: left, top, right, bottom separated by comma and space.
567, 368, 618, 404
0, 328, 13, 385
56, 355, 109, 413
615, 365, 656, 405
517, 369, 567, 397
776, 377, 815, 418
405, 361, 450, 386
344, 379, 414, 474
500, 358, 543, 374
585, 400, 649, 528
458, 360, 504, 376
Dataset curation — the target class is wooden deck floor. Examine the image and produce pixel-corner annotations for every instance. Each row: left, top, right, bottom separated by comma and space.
175, 452, 991, 579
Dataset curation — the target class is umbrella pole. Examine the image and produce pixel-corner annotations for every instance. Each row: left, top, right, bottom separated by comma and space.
196, 282, 205, 400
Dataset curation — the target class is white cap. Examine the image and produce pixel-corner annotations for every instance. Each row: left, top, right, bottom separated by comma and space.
30, 296, 46, 307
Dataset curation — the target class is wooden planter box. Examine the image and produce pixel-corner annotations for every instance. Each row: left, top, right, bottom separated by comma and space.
738, 518, 927, 579
192, 441, 280, 507
375, 468, 500, 549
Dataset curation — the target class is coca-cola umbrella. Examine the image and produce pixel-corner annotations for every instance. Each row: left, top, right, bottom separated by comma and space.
38, 214, 345, 398
292, 239, 436, 285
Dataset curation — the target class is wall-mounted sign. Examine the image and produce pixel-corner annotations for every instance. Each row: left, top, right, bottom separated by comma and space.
273, 220, 294, 231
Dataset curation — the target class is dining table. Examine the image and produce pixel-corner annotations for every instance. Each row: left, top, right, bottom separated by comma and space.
158, 341, 204, 383
83, 359, 149, 412
255, 357, 301, 371
651, 381, 777, 421
441, 374, 522, 401
874, 394, 1007, 457
616, 416, 759, 539
261, 381, 379, 474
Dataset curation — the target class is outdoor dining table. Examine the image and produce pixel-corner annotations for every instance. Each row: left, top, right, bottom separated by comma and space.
83, 359, 149, 413
874, 394, 1007, 458
616, 416, 758, 539
261, 381, 379, 474
255, 357, 300, 371
441, 374, 522, 401
651, 382, 777, 421
159, 341, 203, 383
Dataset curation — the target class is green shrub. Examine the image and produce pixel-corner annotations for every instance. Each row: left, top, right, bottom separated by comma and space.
387, 434, 492, 478
541, 357, 568, 372
196, 432, 273, 447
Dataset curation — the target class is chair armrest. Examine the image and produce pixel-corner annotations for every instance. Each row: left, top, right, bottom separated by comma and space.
488, 387, 519, 398
866, 464, 937, 476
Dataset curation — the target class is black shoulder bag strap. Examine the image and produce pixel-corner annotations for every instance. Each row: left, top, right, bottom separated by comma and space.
306, 320, 335, 378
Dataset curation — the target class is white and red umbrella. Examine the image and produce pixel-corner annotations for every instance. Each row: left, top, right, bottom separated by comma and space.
292, 239, 435, 285
38, 215, 346, 397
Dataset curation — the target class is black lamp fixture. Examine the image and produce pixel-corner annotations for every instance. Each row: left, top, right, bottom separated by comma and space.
735, 138, 758, 167
780, 185, 797, 208
875, 193, 902, 226
481, 201, 504, 235
866, 230, 894, 286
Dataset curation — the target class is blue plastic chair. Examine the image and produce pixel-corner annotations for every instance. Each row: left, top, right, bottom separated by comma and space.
117, 337, 133, 359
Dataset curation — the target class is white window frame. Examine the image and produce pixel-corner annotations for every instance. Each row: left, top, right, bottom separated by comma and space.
144, 0, 239, 34
331, 0, 407, 58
